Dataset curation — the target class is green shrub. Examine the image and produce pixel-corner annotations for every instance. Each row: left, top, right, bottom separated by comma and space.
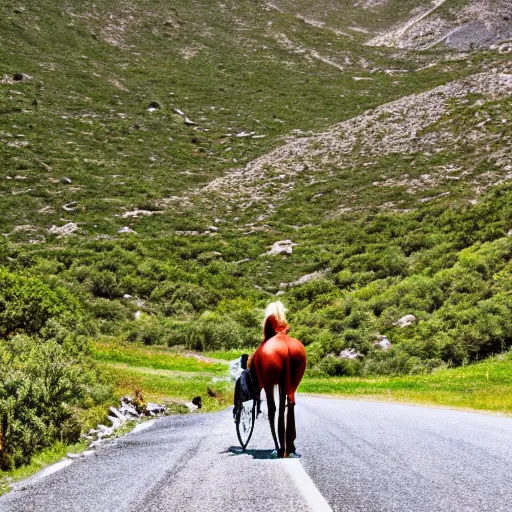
0, 336, 89, 469
289, 279, 337, 305
0, 237, 7, 265
168, 283, 219, 313
166, 323, 189, 347
89, 299, 129, 322
363, 348, 420, 376
345, 245, 408, 278
305, 342, 325, 368
0, 268, 81, 338
310, 354, 362, 377
125, 315, 167, 345
185, 314, 243, 351
89, 270, 123, 299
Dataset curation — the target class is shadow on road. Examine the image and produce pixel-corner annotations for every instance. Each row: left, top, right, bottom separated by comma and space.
225, 446, 276, 459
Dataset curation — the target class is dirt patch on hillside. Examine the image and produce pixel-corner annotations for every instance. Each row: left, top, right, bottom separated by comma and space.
353, 0, 390, 8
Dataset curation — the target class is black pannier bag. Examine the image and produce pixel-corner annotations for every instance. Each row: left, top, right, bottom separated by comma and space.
236, 369, 256, 402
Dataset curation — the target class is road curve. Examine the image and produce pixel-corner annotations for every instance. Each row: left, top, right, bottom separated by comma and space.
1, 397, 511, 511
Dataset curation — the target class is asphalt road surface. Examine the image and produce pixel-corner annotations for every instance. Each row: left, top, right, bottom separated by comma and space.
1, 396, 511, 512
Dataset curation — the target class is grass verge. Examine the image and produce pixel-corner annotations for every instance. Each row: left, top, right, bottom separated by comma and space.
91, 340, 229, 374
92, 340, 232, 411
0, 441, 86, 497
301, 351, 512, 415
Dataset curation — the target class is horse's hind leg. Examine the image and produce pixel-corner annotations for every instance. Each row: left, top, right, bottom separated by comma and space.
277, 386, 286, 458
265, 386, 280, 455
285, 399, 297, 456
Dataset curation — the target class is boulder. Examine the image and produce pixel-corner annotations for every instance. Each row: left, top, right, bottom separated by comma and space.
146, 402, 166, 415
48, 222, 78, 236
108, 416, 121, 429
118, 226, 137, 234
339, 348, 363, 359
63, 202, 78, 212
185, 401, 198, 412
119, 403, 140, 418
393, 314, 417, 328
109, 406, 127, 422
279, 270, 324, 289
267, 239, 297, 256
96, 425, 114, 439
373, 336, 392, 350
122, 209, 155, 219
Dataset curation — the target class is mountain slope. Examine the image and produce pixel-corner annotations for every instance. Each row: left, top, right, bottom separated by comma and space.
196, 71, 512, 224
1, 0, 509, 241
0, 0, 511, 372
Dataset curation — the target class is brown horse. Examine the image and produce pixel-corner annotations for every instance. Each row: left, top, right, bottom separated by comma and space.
249, 301, 307, 458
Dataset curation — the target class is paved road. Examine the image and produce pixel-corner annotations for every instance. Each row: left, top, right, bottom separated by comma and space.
297, 397, 512, 512
1, 396, 511, 511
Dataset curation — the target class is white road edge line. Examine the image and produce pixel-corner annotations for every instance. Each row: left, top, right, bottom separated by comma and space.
22, 459, 74, 486
281, 459, 333, 512
130, 419, 156, 434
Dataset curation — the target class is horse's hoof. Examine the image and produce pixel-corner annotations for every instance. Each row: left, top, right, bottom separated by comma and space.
270, 450, 279, 459
285, 452, 301, 459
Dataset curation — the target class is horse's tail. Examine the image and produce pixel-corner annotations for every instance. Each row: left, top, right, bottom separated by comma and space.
263, 301, 289, 341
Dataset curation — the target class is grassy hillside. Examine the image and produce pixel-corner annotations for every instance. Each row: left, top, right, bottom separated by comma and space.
0, 0, 511, 472
2, 0, 509, 239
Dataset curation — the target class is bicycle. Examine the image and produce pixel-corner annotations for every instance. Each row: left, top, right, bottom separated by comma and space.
233, 354, 256, 451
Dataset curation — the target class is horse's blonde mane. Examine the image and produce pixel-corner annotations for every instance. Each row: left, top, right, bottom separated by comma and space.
263, 301, 287, 327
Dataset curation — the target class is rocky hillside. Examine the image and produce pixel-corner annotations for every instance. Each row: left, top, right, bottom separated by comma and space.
1, 0, 510, 241
0, 0, 511, 373
367, 0, 512, 51
200, 70, 512, 223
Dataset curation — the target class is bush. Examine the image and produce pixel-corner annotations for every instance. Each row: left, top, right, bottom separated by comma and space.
89, 298, 129, 322
166, 323, 189, 347
310, 354, 362, 377
0, 237, 7, 265
152, 282, 219, 314
289, 279, 337, 305
89, 270, 122, 299
363, 349, 420, 376
125, 315, 167, 345
185, 314, 243, 351
305, 342, 325, 368
0, 268, 81, 338
0, 336, 88, 469
345, 245, 408, 278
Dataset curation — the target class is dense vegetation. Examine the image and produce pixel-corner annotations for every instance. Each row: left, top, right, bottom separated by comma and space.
4, 184, 511, 378
1, 0, 511, 472
0, 266, 112, 470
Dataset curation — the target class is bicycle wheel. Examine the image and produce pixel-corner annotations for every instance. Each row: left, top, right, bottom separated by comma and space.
235, 398, 255, 451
